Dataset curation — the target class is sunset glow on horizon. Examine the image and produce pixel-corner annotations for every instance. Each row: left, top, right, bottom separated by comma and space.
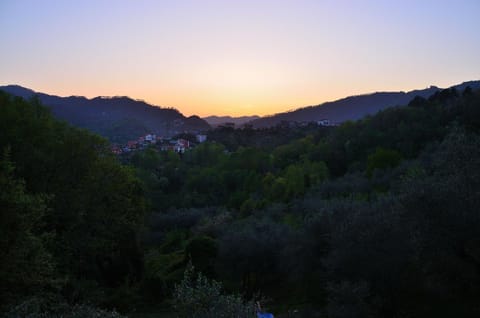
1, 0, 479, 117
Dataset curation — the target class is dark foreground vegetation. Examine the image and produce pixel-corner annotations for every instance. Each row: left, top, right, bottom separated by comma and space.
1, 86, 480, 317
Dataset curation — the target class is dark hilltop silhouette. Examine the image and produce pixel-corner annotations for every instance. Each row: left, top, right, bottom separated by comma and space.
203, 115, 260, 127
248, 81, 480, 128
2, 81, 479, 138
0, 85, 211, 143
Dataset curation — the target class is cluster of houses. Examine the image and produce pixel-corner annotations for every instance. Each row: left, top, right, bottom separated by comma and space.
276, 118, 338, 129
109, 118, 334, 155
299, 119, 337, 127
317, 119, 335, 126
111, 133, 207, 155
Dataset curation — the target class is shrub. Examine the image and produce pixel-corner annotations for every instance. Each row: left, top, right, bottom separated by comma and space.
3, 297, 125, 318
173, 265, 256, 318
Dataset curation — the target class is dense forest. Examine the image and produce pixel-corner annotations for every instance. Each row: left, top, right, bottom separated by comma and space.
1, 86, 480, 317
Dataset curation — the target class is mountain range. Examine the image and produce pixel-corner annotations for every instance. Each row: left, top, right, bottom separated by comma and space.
0, 85, 210, 143
1, 80, 479, 142
203, 115, 260, 127
248, 80, 480, 128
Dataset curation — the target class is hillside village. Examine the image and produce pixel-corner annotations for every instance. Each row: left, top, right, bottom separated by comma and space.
111, 133, 208, 155
110, 119, 337, 155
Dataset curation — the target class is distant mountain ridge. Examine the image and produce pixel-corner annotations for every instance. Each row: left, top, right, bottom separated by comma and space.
0, 85, 211, 143
248, 80, 480, 128
2, 80, 479, 138
203, 115, 260, 127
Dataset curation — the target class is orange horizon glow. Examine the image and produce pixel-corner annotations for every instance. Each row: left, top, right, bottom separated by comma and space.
6, 77, 476, 118
1, 1, 479, 117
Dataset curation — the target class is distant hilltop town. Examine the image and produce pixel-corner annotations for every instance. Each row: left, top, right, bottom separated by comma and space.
111, 133, 207, 155
110, 119, 337, 155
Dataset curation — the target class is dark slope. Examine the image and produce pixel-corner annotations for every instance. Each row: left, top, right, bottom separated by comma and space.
249, 81, 480, 128
203, 115, 260, 127
0, 85, 211, 142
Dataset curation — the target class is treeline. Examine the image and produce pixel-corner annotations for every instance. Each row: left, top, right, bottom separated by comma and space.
1, 86, 480, 317
128, 87, 475, 211
130, 86, 480, 316
0, 92, 145, 315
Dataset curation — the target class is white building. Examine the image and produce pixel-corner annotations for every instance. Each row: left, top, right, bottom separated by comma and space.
317, 119, 331, 126
196, 134, 207, 143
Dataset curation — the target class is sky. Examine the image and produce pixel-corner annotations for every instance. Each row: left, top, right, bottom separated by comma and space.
1, 0, 479, 117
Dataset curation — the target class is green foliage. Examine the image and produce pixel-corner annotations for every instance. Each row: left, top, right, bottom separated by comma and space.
2, 87, 480, 316
185, 236, 218, 277
318, 130, 480, 316
143, 248, 185, 302
0, 149, 56, 310
366, 147, 402, 177
173, 265, 256, 318
4, 297, 125, 318
0, 91, 146, 312
184, 142, 226, 167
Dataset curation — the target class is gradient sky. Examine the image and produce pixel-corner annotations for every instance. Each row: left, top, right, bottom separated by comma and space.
1, 0, 479, 116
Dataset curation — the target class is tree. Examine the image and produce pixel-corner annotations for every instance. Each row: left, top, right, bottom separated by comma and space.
0, 92, 147, 310
0, 149, 56, 310
173, 264, 256, 318
366, 148, 402, 177
185, 236, 218, 277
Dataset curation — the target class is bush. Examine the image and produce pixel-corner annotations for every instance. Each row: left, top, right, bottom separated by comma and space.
173, 265, 256, 318
3, 297, 125, 318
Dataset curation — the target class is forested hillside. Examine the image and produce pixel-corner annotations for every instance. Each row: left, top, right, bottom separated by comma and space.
0, 85, 211, 143
0, 92, 146, 316
203, 115, 260, 127
248, 80, 480, 128
1, 85, 480, 317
